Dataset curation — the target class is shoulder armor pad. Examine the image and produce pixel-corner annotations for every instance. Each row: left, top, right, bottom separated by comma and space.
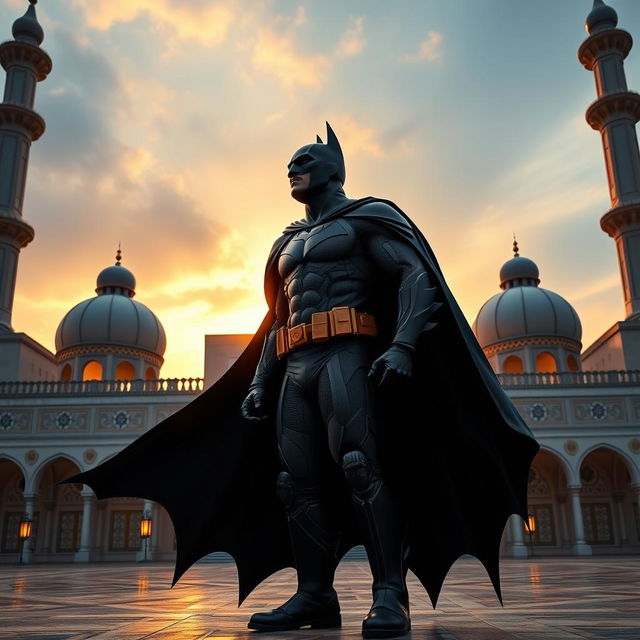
345, 199, 414, 233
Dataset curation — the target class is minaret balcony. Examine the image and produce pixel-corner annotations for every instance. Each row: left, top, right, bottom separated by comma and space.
578, 28, 632, 70
0, 40, 51, 81
585, 91, 640, 130
0, 103, 44, 140
600, 202, 640, 238
0, 215, 34, 247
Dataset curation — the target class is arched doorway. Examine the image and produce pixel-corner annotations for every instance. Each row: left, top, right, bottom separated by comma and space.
579, 447, 638, 550
526, 449, 570, 552
33, 457, 82, 559
0, 458, 26, 562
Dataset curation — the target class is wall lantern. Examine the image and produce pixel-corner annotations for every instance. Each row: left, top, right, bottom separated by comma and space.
140, 512, 152, 562
18, 516, 32, 565
140, 516, 152, 539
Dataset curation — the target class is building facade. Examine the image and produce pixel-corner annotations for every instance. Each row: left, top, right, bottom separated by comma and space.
0, 0, 639, 565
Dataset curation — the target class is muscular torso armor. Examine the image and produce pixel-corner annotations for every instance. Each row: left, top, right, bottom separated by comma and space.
278, 219, 374, 327
249, 204, 439, 391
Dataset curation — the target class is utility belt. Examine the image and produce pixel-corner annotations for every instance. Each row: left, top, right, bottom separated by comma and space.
276, 306, 378, 359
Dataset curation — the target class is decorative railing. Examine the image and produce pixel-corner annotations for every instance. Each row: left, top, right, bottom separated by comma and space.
497, 370, 640, 388
0, 378, 205, 396
1, 371, 639, 397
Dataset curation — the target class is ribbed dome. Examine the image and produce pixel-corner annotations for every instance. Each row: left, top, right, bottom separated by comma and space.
472, 241, 582, 348
12, 1, 44, 46
55, 296, 166, 355
55, 254, 166, 357
586, 0, 618, 35
472, 286, 582, 348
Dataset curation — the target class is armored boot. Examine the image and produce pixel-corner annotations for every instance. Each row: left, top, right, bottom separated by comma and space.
343, 451, 410, 639
248, 472, 342, 632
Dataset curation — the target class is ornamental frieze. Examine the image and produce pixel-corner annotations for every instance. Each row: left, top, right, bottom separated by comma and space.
573, 399, 625, 423
0, 410, 31, 433
513, 400, 565, 424
39, 409, 89, 432
96, 407, 146, 432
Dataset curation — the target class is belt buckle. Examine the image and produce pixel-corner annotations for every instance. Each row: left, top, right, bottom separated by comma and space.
330, 306, 354, 336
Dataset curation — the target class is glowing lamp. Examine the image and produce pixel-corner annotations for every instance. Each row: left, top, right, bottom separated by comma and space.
18, 519, 32, 540
527, 514, 536, 534
140, 516, 152, 539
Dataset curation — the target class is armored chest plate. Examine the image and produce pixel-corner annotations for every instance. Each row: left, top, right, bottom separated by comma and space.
278, 220, 357, 279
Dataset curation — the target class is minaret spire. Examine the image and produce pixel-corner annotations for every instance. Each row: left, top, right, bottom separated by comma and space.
0, 1, 51, 331
578, 2, 640, 369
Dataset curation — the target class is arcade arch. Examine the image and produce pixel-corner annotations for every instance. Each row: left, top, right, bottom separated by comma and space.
32, 457, 83, 558
526, 449, 570, 549
578, 447, 639, 548
0, 458, 26, 558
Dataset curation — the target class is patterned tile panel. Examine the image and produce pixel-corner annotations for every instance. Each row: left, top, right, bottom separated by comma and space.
512, 400, 566, 425
0, 409, 32, 433
38, 409, 90, 433
573, 398, 626, 423
96, 407, 146, 433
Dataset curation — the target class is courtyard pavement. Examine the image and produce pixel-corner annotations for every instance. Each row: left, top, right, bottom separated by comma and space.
0, 557, 638, 639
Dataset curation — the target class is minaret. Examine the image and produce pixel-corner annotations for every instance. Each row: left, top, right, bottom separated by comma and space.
0, 0, 51, 332
579, 0, 640, 320
579, 0, 640, 370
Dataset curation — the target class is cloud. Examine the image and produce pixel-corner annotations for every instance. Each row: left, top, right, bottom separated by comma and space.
403, 30, 443, 63
337, 16, 366, 57
72, 0, 234, 48
332, 116, 385, 159
252, 27, 330, 89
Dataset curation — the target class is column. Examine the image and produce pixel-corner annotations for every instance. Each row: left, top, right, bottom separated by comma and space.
507, 514, 528, 558
41, 501, 54, 554
74, 486, 94, 562
150, 503, 160, 559
613, 492, 627, 546
568, 484, 592, 556
632, 483, 640, 520
21, 493, 35, 563
95, 501, 106, 558
558, 496, 571, 548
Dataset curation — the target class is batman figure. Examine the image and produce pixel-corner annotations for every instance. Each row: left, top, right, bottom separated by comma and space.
67, 123, 538, 639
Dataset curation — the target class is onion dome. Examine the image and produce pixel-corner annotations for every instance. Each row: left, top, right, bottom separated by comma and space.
472, 240, 582, 349
586, 0, 618, 35
95, 248, 136, 296
499, 237, 540, 289
12, 1, 44, 46
55, 251, 166, 357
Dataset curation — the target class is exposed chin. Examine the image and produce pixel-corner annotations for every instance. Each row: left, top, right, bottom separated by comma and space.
290, 187, 310, 203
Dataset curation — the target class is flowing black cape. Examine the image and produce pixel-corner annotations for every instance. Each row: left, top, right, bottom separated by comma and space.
66, 197, 538, 607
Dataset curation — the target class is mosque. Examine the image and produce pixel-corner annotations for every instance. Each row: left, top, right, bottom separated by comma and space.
0, 0, 639, 565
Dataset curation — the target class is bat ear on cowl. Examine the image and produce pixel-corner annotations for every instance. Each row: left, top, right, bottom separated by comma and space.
325, 121, 345, 184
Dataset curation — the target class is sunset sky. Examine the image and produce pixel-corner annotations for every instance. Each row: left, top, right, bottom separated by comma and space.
4, 0, 640, 378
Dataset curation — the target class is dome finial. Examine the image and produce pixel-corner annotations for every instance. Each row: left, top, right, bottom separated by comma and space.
512, 233, 520, 258
12, 0, 44, 45
586, 0, 618, 35
116, 242, 122, 266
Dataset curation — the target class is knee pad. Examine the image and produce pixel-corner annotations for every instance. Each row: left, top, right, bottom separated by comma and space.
276, 471, 295, 511
342, 450, 380, 499
276, 471, 319, 513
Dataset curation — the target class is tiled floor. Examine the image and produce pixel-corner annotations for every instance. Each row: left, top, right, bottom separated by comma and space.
0, 557, 638, 639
